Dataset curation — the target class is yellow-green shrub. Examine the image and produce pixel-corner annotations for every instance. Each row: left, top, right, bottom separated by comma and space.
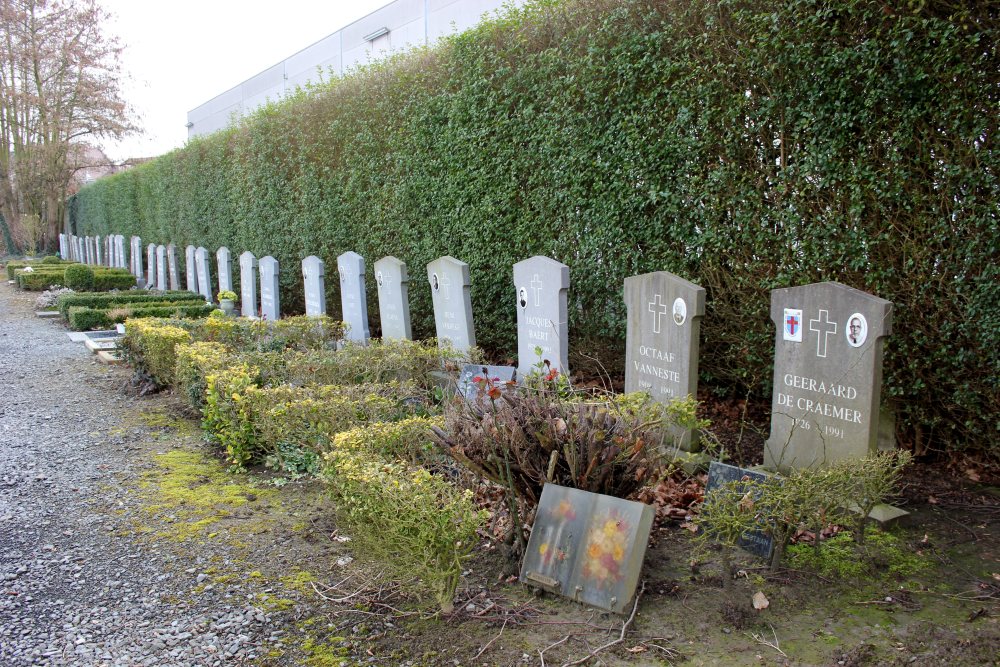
121, 319, 193, 386
322, 437, 484, 613
323, 416, 445, 466
203, 364, 262, 466
175, 342, 232, 409
191, 315, 345, 352
285, 338, 480, 391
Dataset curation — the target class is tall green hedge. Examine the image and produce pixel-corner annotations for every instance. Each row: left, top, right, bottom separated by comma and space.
74, 0, 999, 458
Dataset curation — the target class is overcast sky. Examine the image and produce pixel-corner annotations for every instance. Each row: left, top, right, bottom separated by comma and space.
98, 0, 389, 162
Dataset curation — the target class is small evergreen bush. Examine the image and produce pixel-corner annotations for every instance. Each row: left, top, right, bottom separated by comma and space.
63, 264, 95, 290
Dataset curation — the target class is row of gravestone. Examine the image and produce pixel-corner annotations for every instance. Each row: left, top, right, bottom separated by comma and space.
82, 234, 895, 476
58, 233, 129, 269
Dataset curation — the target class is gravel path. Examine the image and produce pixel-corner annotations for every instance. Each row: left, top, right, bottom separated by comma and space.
0, 285, 282, 666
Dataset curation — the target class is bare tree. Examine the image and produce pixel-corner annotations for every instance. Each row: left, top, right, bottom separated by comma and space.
0, 0, 134, 254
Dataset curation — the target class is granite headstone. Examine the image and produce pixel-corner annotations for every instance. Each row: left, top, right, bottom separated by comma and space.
373, 256, 411, 340
337, 251, 369, 341
426, 256, 475, 352
302, 255, 326, 317
156, 245, 167, 291
185, 245, 198, 294
166, 244, 180, 290
513, 255, 570, 378
259, 255, 280, 321
239, 251, 258, 318
216, 246, 233, 295
195, 247, 213, 302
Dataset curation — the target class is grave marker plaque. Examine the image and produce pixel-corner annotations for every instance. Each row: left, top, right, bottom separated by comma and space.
337, 251, 369, 341
217, 247, 233, 294
426, 256, 475, 352
259, 255, 280, 321
240, 251, 258, 318
146, 243, 156, 286
302, 255, 327, 316
166, 244, 180, 290
185, 245, 198, 294
513, 256, 569, 378
373, 256, 411, 340
195, 247, 213, 302
624, 271, 706, 450
704, 462, 775, 559
456, 364, 517, 401
156, 245, 167, 291
520, 484, 654, 615
764, 281, 893, 473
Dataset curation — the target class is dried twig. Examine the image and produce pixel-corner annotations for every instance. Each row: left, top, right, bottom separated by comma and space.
558, 583, 646, 667
538, 634, 571, 667
473, 618, 508, 660
746, 624, 787, 657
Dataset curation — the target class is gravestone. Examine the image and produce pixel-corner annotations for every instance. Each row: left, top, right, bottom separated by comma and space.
239, 251, 258, 318
259, 255, 280, 321
146, 243, 156, 287
131, 237, 142, 278
185, 245, 198, 294
337, 251, 369, 341
94, 236, 103, 266
216, 246, 233, 294
86, 237, 95, 265
78, 237, 86, 264
456, 364, 517, 401
195, 247, 213, 302
117, 235, 126, 269
373, 256, 411, 340
166, 244, 180, 290
426, 256, 476, 352
107, 237, 114, 266
513, 255, 570, 378
623, 271, 706, 450
764, 281, 893, 473
156, 245, 167, 291
520, 484, 654, 615
705, 462, 775, 559
83, 236, 91, 264
58, 234, 68, 259
302, 255, 326, 316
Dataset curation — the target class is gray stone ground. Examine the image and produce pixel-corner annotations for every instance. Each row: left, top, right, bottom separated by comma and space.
0, 284, 277, 666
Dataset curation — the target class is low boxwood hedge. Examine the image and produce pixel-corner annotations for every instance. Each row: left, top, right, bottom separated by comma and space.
68, 302, 215, 331
5, 259, 74, 280
57, 291, 204, 318
17, 267, 136, 291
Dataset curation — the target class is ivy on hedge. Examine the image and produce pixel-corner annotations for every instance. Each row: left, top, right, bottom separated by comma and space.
72, 0, 999, 457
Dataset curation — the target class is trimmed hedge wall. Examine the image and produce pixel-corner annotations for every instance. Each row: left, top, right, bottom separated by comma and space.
16, 267, 136, 291
67, 303, 215, 331
73, 0, 999, 457
57, 291, 205, 318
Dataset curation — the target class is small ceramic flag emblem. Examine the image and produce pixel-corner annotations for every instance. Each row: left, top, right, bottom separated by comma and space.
783, 308, 803, 342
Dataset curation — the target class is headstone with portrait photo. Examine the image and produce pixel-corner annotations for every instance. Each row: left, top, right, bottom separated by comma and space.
185, 245, 198, 294
239, 251, 258, 318
513, 255, 570, 379
146, 243, 156, 286
217, 246, 234, 295
156, 245, 167, 291
195, 247, 213, 302
302, 255, 327, 317
373, 256, 412, 340
259, 255, 280, 321
337, 251, 369, 342
764, 281, 893, 473
167, 244, 180, 290
623, 271, 706, 451
427, 256, 476, 352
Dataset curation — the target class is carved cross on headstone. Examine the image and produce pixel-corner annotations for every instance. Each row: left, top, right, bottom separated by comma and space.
648, 294, 669, 334
809, 309, 838, 358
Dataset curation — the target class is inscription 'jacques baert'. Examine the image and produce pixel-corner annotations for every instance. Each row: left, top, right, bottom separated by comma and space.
775, 373, 862, 424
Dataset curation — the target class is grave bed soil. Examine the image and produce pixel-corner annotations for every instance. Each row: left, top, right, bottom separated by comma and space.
2, 283, 998, 666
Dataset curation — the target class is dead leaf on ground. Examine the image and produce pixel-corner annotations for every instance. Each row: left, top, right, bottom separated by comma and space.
752, 591, 769, 610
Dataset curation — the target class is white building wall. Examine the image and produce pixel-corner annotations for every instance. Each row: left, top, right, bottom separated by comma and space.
187, 0, 526, 139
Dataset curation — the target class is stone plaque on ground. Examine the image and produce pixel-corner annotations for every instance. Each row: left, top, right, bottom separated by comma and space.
337, 251, 369, 341
240, 251, 258, 318
456, 364, 517, 401
217, 247, 233, 295
166, 244, 180, 290
146, 243, 156, 286
764, 281, 893, 473
195, 247, 213, 302
624, 271, 706, 450
373, 256, 411, 340
426, 256, 475, 352
513, 255, 570, 379
705, 462, 775, 559
520, 484, 654, 615
131, 237, 142, 277
156, 245, 167, 291
259, 255, 280, 321
302, 255, 326, 316
185, 245, 198, 294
